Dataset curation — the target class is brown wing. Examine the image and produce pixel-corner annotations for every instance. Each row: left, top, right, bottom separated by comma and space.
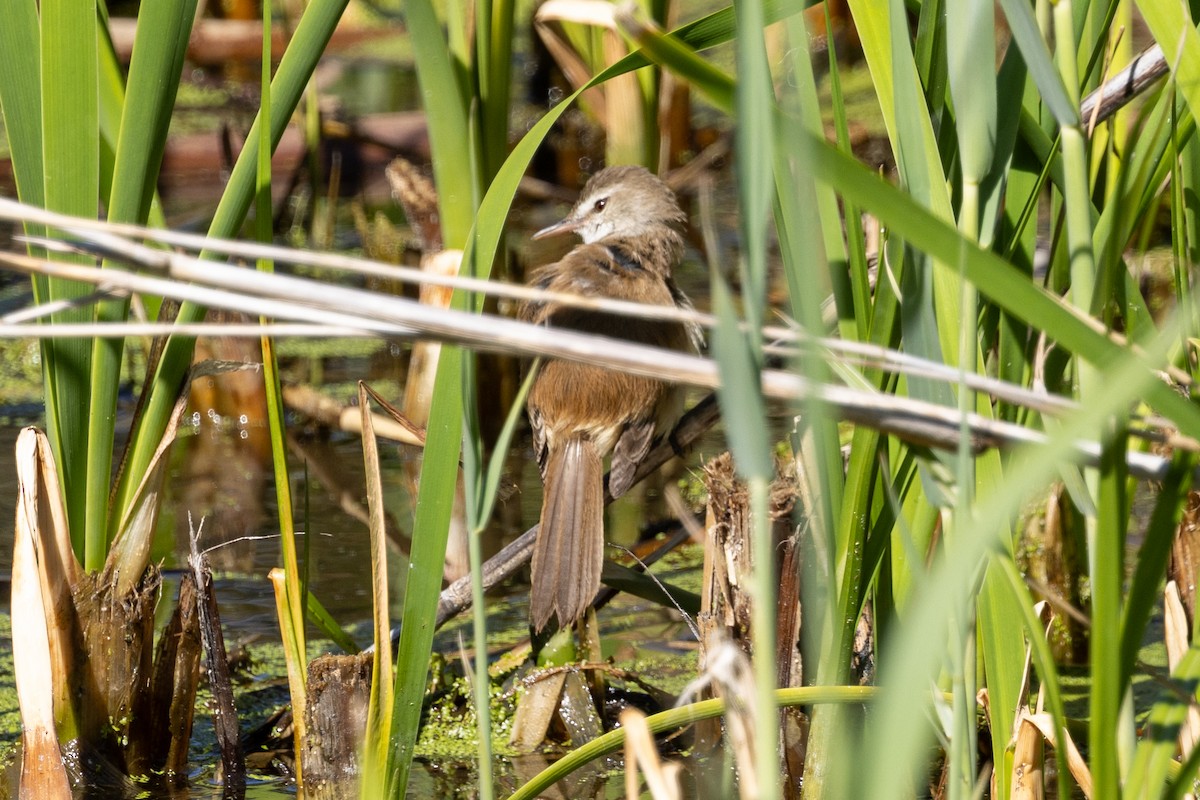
518, 266, 556, 326
528, 404, 550, 481
667, 277, 704, 353
608, 417, 656, 498
521, 270, 554, 481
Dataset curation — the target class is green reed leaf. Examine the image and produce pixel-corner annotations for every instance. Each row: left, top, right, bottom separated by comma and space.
997, 0, 1080, 126
406, 0, 474, 245
89, 0, 197, 566
40, 0, 99, 561
111, 0, 352, 542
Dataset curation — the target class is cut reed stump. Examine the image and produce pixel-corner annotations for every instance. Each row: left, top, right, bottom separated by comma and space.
300, 653, 374, 800
11, 402, 201, 793
699, 452, 804, 798
72, 564, 163, 771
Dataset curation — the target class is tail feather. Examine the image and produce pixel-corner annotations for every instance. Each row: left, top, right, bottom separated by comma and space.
530, 437, 604, 632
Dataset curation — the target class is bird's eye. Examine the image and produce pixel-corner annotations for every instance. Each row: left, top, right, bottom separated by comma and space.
593, 197, 607, 212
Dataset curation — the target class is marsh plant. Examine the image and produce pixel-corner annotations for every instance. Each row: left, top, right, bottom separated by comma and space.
1, 0, 357, 791
9, 0, 1200, 799
382, 0, 1200, 797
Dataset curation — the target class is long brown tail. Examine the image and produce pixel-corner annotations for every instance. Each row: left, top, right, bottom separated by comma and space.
530, 437, 604, 632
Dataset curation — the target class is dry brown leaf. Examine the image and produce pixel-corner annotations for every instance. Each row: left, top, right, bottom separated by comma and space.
12, 428, 75, 799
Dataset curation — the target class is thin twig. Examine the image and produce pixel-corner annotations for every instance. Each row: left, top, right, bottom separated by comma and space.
0, 285, 128, 324
1078, 43, 1167, 128
2, 248, 1196, 479
0, 198, 1173, 422
0, 197, 718, 328
0, 321, 369, 338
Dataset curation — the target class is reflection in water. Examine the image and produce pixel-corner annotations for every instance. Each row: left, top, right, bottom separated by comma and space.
164, 337, 391, 633
176, 335, 271, 574
286, 430, 410, 552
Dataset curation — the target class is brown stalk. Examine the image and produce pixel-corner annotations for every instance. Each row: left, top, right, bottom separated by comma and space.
1006, 602, 1051, 799
189, 520, 246, 792
283, 383, 424, 446
136, 572, 202, 779
533, 1, 615, 126
699, 451, 803, 798
1010, 712, 1045, 800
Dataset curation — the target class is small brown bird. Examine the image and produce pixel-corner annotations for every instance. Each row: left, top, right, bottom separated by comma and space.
521, 165, 699, 632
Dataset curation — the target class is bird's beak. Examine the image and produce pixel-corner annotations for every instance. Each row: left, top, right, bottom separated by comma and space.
531, 215, 581, 240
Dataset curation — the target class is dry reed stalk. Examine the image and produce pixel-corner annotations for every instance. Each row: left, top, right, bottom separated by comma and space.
189, 523, 245, 791
1165, 582, 1200, 762
1020, 713, 1093, 799
620, 707, 682, 800
0, 195, 1132, 422
11, 429, 75, 799
282, 383, 424, 446
534, 1, 618, 128
1010, 712, 1046, 800
1172, 494, 1200, 626
138, 573, 202, 778
12, 242, 1193, 481
998, 601, 1053, 798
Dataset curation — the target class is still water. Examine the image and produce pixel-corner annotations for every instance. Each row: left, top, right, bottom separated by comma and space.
0, 345, 705, 798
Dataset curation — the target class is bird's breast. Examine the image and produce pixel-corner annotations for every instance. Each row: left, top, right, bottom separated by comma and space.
523, 238, 696, 455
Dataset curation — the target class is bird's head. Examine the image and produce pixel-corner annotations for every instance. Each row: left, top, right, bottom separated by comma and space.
532, 165, 686, 244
